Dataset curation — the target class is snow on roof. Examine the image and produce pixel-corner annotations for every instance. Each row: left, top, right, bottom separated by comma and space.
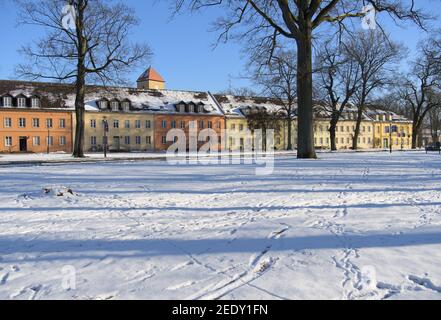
0, 80, 222, 115
214, 94, 286, 118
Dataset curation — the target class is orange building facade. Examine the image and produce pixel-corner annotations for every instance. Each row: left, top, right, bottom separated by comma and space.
0, 109, 73, 153
154, 114, 225, 151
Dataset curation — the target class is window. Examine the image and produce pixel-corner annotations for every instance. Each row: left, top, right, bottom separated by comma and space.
146, 136, 151, 144
162, 120, 167, 129
31, 98, 40, 108
59, 136, 66, 146
19, 118, 26, 128
347, 138, 350, 144
90, 119, 96, 128
4, 118, 11, 128
122, 101, 130, 111
136, 136, 141, 145
91, 136, 97, 145
111, 101, 119, 111
239, 124, 243, 131
113, 120, 119, 128
46, 136, 53, 146
171, 120, 176, 129
162, 136, 167, 144
59, 119, 66, 128
125, 120, 130, 129
32, 136, 40, 146
180, 121, 185, 129
33, 118, 40, 128
229, 137, 234, 147
17, 97, 26, 107
145, 120, 151, 128
3, 96, 12, 107
362, 126, 366, 132
189, 122, 195, 129
217, 122, 221, 129
346, 126, 350, 132
124, 136, 130, 145
46, 118, 53, 128
208, 121, 213, 129
5, 136, 12, 147
135, 120, 141, 129
98, 101, 108, 109
385, 127, 390, 133
231, 124, 236, 131
199, 121, 204, 129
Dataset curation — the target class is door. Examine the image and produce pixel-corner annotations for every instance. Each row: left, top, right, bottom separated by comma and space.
383, 138, 389, 149
19, 137, 28, 152
113, 136, 120, 151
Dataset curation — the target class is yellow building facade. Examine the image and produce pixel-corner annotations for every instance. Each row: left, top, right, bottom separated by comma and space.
82, 111, 155, 152
372, 115, 413, 149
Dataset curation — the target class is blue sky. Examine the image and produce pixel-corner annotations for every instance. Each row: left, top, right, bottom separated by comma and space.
0, 0, 440, 93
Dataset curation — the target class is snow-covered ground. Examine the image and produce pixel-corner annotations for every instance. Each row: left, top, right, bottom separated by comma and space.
0, 151, 440, 300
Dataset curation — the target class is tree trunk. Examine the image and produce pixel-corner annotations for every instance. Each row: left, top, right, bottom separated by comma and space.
287, 117, 293, 150
296, 21, 316, 159
329, 117, 338, 151
352, 106, 364, 150
73, 1, 87, 158
411, 119, 419, 149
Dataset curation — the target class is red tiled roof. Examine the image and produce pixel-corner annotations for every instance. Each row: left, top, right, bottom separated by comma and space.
137, 67, 165, 83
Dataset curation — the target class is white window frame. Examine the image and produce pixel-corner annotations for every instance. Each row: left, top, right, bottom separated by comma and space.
5, 136, 12, 147
31, 98, 40, 108
17, 97, 27, 108
33, 136, 40, 146
59, 119, 66, 128
33, 118, 40, 128
59, 136, 66, 146
111, 101, 119, 112
3, 96, 12, 107
46, 118, 53, 128
19, 118, 26, 128
4, 117, 12, 128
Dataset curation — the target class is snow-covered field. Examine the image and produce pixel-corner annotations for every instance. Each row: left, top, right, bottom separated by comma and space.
0, 151, 440, 300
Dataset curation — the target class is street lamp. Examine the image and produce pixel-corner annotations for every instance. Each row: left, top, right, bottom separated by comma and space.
389, 119, 392, 154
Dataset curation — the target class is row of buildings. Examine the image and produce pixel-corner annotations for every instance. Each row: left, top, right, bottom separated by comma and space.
0, 68, 413, 154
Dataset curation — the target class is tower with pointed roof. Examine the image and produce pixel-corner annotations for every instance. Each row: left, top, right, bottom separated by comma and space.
137, 67, 165, 90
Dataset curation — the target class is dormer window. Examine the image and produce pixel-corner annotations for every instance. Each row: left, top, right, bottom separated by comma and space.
187, 103, 195, 113
2, 96, 12, 107
122, 101, 130, 112
31, 98, 40, 108
98, 100, 108, 110
17, 97, 27, 108
110, 100, 119, 112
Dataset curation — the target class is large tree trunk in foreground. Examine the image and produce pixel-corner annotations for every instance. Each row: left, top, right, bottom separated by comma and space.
296, 23, 316, 159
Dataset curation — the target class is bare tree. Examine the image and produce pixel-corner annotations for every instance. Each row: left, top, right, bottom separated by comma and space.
400, 39, 441, 148
16, 0, 152, 157
316, 38, 361, 151
344, 30, 403, 149
245, 108, 284, 151
250, 49, 297, 150
173, 0, 430, 159
428, 103, 441, 144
